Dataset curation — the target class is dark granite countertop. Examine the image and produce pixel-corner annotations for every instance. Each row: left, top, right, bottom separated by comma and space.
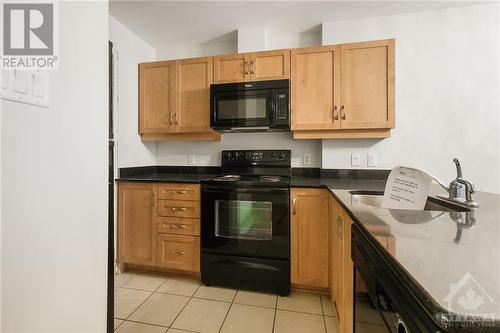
330, 184, 500, 328
116, 173, 216, 183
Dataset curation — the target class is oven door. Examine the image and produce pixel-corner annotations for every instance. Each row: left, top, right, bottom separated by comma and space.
210, 89, 274, 130
201, 186, 289, 260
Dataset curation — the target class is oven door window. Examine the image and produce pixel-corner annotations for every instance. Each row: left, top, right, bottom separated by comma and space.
215, 200, 272, 240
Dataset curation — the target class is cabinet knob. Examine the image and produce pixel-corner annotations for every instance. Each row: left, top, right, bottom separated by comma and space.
292, 198, 297, 215
170, 224, 187, 229
171, 207, 187, 212
169, 250, 186, 255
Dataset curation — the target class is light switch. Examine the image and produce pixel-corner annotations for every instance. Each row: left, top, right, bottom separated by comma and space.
367, 153, 378, 167
14, 70, 28, 94
32, 73, 45, 97
351, 153, 361, 167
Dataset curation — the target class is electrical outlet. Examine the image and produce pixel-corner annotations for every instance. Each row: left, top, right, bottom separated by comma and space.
188, 154, 195, 166
351, 153, 361, 167
303, 153, 312, 165
367, 153, 378, 167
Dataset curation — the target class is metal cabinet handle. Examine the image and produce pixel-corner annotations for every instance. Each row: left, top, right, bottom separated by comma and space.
170, 224, 187, 229
340, 105, 346, 120
244, 61, 249, 75
333, 106, 339, 121
173, 190, 187, 194
170, 112, 175, 125
174, 112, 180, 125
292, 198, 297, 215
250, 60, 255, 74
171, 207, 187, 212
169, 250, 186, 255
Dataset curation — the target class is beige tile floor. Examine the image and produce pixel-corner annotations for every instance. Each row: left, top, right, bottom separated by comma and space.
114, 272, 339, 333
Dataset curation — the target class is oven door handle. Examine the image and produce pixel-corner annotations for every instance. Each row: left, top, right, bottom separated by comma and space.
201, 187, 289, 194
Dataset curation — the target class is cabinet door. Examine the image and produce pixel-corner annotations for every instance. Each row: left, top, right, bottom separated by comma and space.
118, 182, 157, 266
157, 234, 200, 272
340, 39, 395, 129
213, 53, 250, 83
291, 188, 330, 288
139, 61, 176, 133
341, 210, 354, 333
291, 45, 341, 130
176, 57, 214, 133
250, 50, 290, 81
330, 199, 344, 322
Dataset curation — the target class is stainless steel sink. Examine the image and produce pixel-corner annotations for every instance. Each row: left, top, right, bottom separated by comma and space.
349, 190, 469, 212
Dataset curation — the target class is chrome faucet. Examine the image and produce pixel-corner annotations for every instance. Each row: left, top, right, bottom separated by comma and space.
437, 158, 479, 208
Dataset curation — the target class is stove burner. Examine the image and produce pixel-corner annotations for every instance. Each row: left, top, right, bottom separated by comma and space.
259, 175, 281, 183
213, 175, 241, 182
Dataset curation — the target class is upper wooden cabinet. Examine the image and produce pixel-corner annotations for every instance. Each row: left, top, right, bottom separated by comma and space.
118, 182, 157, 266
139, 58, 221, 141
139, 61, 176, 134
214, 49, 290, 83
291, 45, 341, 130
291, 188, 330, 289
340, 40, 395, 129
176, 57, 213, 133
292, 39, 395, 139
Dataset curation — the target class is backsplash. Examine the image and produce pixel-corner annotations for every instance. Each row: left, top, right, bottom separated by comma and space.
155, 132, 322, 167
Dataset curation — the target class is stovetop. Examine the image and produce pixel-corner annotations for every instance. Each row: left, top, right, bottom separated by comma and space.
201, 150, 292, 188
202, 174, 291, 187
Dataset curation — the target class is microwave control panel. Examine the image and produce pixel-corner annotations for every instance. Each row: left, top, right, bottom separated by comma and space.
273, 89, 290, 125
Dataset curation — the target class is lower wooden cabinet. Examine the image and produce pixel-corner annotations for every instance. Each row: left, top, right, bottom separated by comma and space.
157, 234, 200, 272
118, 182, 157, 266
118, 181, 201, 273
291, 188, 330, 289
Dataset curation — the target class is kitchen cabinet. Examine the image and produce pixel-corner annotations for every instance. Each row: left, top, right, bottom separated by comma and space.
139, 58, 221, 141
291, 45, 341, 131
213, 49, 290, 83
291, 188, 330, 289
139, 61, 176, 134
330, 195, 396, 333
329, 197, 353, 333
118, 182, 201, 274
118, 182, 157, 266
292, 39, 395, 139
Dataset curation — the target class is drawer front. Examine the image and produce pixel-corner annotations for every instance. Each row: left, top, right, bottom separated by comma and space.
158, 200, 200, 218
158, 217, 200, 236
158, 184, 200, 201
157, 234, 200, 272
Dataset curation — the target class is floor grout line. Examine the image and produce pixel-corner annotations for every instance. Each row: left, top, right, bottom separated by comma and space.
169, 283, 202, 332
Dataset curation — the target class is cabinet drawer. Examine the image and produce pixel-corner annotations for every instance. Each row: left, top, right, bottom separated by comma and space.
158, 217, 200, 236
158, 200, 200, 218
157, 234, 200, 272
158, 184, 200, 201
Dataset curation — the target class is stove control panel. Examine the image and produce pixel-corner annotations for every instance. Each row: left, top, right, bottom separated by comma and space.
222, 150, 291, 165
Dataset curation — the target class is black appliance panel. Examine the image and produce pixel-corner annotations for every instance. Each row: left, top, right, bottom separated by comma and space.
201, 186, 289, 260
352, 224, 442, 333
210, 79, 290, 131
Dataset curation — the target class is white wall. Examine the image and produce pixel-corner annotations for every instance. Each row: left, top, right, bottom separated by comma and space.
321, 3, 500, 193
1, 2, 108, 332
110, 15, 156, 167
156, 132, 322, 167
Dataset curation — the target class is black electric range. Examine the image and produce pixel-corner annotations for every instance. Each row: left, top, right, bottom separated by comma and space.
200, 150, 291, 296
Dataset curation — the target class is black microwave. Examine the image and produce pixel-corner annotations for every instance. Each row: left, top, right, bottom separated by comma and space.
210, 79, 290, 132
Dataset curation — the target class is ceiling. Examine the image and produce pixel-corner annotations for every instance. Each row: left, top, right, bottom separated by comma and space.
109, 1, 477, 50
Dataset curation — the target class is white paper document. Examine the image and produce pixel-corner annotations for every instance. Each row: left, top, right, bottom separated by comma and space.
382, 166, 433, 210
